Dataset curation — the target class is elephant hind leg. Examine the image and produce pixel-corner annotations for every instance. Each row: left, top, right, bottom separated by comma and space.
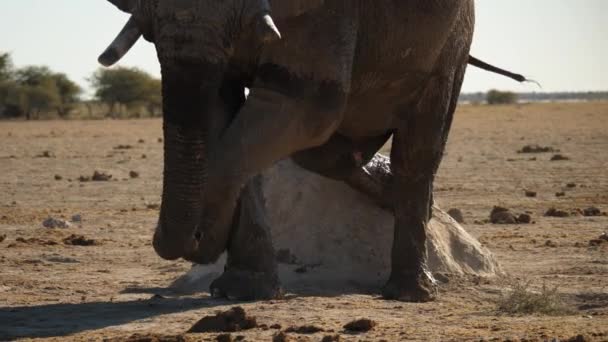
384, 67, 465, 302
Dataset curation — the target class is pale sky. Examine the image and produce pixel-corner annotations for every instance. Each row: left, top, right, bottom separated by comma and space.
1, 1, 606, 96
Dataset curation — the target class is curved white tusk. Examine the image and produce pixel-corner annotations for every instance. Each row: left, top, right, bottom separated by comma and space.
98, 16, 142, 67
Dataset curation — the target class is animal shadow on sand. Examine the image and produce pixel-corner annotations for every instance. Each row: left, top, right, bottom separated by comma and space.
0, 293, 228, 340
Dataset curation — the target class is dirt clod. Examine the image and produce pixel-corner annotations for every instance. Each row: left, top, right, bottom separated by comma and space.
545, 208, 570, 218
37, 150, 55, 158
285, 325, 324, 334
490, 207, 531, 224
103, 334, 187, 342
447, 208, 465, 223
43, 217, 71, 229
343, 318, 376, 333
216, 333, 233, 342
54, 174, 63, 181
188, 307, 257, 333
272, 332, 292, 342
129, 171, 140, 179
582, 207, 601, 217
518, 145, 557, 153
114, 144, 133, 150
63, 234, 97, 246
92, 171, 113, 181
551, 154, 570, 161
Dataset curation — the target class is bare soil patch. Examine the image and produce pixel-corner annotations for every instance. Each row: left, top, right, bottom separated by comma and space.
0, 102, 607, 341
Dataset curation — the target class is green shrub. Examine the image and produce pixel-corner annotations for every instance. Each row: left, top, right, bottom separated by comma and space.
487, 89, 518, 105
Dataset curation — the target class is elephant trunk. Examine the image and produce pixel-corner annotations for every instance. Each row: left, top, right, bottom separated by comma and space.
153, 66, 220, 261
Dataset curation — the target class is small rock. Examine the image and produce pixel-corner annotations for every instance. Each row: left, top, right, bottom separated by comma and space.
113, 144, 133, 150
92, 171, 112, 181
518, 145, 557, 153
188, 307, 257, 333
71, 214, 82, 223
270, 324, 282, 330
343, 318, 376, 333
43, 217, 71, 229
556, 192, 566, 197
321, 335, 341, 342
566, 183, 577, 188
583, 207, 601, 217
79, 175, 91, 182
37, 151, 55, 158
63, 234, 97, 246
447, 208, 465, 224
524, 191, 537, 198
490, 207, 517, 224
141, 154, 147, 159
54, 174, 63, 181
0, 235, 6, 243
158, 138, 163, 143
146, 203, 160, 210
129, 171, 140, 179
285, 325, 324, 334
138, 139, 145, 144
544, 240, 558, 248
272, 332, 292, 342
517, 213, 533, 224
545, 208, 570, 218
550, 154, 570, 161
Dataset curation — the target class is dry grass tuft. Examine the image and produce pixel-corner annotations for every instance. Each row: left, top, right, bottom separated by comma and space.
496, 280, 573, 316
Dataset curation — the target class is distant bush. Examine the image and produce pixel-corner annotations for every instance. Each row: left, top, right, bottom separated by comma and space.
486, 89, 518, 105
0, 53, 82, 119
89, 67, 161, 118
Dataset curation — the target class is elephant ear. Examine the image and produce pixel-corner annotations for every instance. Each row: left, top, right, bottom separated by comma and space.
269, 0, 325, 19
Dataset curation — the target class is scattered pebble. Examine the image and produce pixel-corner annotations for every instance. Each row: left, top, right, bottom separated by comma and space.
583, 207, 602, 217
545, 208, 570, 218
550, 154, 570, 161
63, 234, 97, 246
129, 171, 140, 179
188, 307, 257, 333
54, 174, 63, 181
270, 324, 282, 330
285, 325, 324, 334
71, 214, 82, 223
518, 145, 558, 153
158, 138, 163, 143
321, 335, 341, 342
114, 144, 133, 150
490, 207, 533, 225
343, 318, 376, 333
92, 171, 113, 181
272, 332, 292, 342
0, 235, 6, 243
447, 208, 465, 224
556, 192, 566, 197
524, 191, 537, 198
43, 217, 72, 229
138, 139, 145, 143
566, 183, 577, 188
36, 151, 55, 158
544, 240, 558, 248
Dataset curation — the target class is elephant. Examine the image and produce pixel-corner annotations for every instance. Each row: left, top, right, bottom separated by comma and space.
99, 0, 528, 302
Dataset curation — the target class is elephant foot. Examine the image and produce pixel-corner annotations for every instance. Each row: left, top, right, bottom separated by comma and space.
381, 268, 437, 302
210, 269, 283, 301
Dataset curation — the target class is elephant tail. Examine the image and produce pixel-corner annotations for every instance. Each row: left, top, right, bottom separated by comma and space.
468, 55, 541, 88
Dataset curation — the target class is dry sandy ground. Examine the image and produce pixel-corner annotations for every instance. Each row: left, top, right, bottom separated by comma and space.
0, 102, 607, 341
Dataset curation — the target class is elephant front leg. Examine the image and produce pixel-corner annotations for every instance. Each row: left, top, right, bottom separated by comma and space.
210, 176, 282, 300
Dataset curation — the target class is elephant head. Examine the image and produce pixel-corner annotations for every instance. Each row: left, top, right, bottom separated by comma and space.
100, 0, 322, 264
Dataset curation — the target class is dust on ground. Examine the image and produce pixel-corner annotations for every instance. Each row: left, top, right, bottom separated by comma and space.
0, 102, 607, 341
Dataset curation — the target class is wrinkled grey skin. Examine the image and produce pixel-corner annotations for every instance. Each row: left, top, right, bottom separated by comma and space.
101, 0, 476, 302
